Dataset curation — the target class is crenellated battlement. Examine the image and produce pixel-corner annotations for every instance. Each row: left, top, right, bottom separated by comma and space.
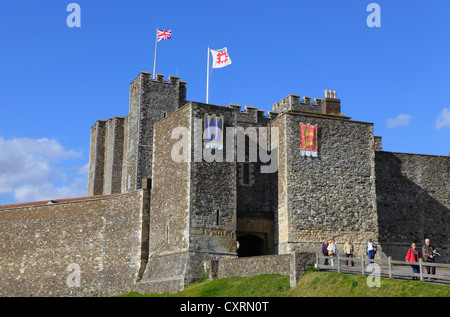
272, 94, 323, 114
272, 91, 342, 115
136, 72, 187, 90
227, 104, 272, 124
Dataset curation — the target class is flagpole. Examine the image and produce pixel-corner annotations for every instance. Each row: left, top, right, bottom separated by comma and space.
206, 46, 210, 104
153, 28, 158, 80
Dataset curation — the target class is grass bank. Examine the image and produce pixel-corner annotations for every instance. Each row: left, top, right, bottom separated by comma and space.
122, 269, 450, 297
290, 270, 450, 297
123, 274, 291, 297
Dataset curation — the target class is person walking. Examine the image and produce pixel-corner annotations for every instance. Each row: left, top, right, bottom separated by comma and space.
344, 238, 354, 266
366, 238, 377, 264
322, 240, 329, 266
422, 238, 437, 279
405, 243, 420, 280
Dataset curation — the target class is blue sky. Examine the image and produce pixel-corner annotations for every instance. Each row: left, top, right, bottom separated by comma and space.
0, 0, 449, 204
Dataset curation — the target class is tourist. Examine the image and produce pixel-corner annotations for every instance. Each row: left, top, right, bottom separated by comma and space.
422, 238, 437, 279
327, 240, 336, 266
405, 243, 420, 280
366, 238, 377, 264
322, 240, 329, 265
344, 238, 354, 266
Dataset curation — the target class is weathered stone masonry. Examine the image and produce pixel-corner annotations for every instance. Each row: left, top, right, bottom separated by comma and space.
376, 152, 450, 260
0, 191, 147, 297
273, 111, 379, 256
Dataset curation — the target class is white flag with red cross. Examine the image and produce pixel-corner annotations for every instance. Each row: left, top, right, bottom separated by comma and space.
211, 47, 232, 68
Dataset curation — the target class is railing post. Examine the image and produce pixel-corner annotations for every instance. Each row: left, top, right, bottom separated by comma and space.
419, 258, 424, 282
315, 252, 319, 270
388, 256, 392, 278
361, 255, 365, 275
337, 254, 341, 273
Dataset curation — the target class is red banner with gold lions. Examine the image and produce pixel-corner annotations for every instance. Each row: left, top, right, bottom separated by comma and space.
299, 123, 318, 157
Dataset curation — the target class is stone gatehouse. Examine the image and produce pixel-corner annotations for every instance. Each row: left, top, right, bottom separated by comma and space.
0, 71, 448, 296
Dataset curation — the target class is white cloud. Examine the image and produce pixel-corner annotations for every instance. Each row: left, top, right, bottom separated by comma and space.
73, 163, 89, 176
0, 137, 87, 203
13, 177, 87, 203
436, 108, 450, 130
386, 114, 412, 129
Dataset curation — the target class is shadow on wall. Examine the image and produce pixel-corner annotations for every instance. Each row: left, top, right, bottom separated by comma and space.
375, 152, 449, 262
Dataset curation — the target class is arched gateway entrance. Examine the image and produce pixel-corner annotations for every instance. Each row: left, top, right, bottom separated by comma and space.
236, 234, 266, 258
235, 216, 274, 257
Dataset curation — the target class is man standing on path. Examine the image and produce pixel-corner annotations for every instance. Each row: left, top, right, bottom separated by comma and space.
422, 238, 438, 279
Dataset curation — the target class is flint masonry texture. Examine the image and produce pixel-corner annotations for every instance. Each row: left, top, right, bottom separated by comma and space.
375, 152, 450, 259
0, 191, 145, 297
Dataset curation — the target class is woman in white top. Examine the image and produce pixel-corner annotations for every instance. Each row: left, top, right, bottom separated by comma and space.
366, 238, 377, 264
327, 240, 337, 266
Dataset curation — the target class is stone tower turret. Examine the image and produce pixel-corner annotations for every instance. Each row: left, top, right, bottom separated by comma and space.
87, 72, 187, 196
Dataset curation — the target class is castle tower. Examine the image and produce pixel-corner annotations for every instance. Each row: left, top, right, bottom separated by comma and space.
87, 120, 107, 196
87, 72, 187, 196
121, 72, 187, 193
135, 101, 240, 293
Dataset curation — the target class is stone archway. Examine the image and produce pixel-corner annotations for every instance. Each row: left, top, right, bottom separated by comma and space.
237, 234, 266, 258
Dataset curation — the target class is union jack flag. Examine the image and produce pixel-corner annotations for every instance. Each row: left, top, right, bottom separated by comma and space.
157, 29, 172, 42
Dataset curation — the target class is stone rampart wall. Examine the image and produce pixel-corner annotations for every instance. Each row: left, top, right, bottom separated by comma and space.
375, 151, 450, 261
0, 191, 145, 297
203, 252, 315, 288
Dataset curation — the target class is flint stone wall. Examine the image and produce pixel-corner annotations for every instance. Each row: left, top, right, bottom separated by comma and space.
276, 112, 379, 256
136, 103, 192, 295
375, 151, 450, 261
0, 191, 145, 297
203, 252, 315, 288
187, 103, 239, 286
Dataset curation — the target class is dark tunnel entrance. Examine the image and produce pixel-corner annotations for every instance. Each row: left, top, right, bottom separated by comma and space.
237, 234, 266, 258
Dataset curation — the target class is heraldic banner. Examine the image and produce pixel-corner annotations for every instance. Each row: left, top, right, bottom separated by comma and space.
299, 123, 318, 157
204, 115, 224, 150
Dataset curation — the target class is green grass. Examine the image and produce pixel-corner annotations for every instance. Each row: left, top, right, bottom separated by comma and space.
122, 274, 291, 297
121, 269, 450, 297
289, 270, 450, 297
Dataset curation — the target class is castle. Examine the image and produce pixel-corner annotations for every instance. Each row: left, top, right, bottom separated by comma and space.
0, 71, 448, 296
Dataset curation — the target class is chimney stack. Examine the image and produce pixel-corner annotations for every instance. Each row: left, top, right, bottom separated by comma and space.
321, 90, 341, 115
